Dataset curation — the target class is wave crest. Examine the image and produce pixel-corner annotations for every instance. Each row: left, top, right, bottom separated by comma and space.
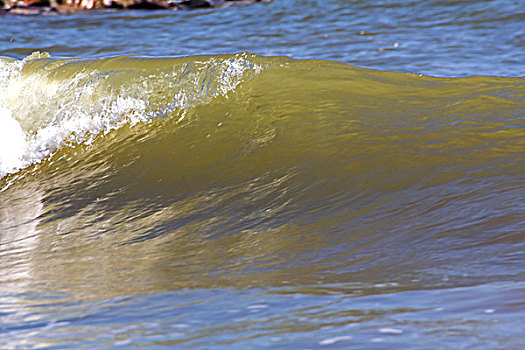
0, 52, 264, 178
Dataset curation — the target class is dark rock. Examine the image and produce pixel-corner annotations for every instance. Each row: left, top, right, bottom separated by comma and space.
2, 0, 270, 14
176, 0, 211, 9
126, 0, 171, 9
21, 0, 50, 6
1, 0, 14, 9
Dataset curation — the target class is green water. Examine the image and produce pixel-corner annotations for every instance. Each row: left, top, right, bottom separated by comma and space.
0, 1, 524, 348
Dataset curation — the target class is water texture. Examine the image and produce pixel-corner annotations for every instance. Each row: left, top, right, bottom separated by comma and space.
0, 1, 524, 349
1, 0, 524, 76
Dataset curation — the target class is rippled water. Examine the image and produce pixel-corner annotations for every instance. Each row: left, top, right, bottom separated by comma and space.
2, 0, 524, 76
1, 1, 524, 349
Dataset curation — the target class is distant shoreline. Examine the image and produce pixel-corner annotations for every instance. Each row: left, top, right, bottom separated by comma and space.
1, 0, 270, 15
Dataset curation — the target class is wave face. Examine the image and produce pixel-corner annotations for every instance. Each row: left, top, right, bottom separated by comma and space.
0, 53, 262, 177
1, 53, 524, 347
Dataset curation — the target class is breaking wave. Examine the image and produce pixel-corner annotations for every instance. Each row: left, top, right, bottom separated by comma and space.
0, 52, 523, 294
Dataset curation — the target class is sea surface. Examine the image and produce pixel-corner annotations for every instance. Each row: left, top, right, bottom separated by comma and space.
1, 1, 524, 348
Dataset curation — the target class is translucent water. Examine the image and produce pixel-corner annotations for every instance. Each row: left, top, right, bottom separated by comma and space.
0, 1, 524, 348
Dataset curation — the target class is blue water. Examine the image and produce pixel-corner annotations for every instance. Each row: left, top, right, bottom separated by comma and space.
1, 0, 524, 77
3, 283, 525, 348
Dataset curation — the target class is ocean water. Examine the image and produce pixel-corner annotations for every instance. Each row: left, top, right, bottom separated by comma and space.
1, 1, 524, 349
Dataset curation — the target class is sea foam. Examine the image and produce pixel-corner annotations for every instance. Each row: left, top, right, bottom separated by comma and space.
0, 53, 260, 179
0, 58, 26, 178
0, 107, 26, 176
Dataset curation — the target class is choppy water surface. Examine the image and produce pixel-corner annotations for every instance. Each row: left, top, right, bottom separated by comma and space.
1, 0, 524, 77
1, 1, 524, 349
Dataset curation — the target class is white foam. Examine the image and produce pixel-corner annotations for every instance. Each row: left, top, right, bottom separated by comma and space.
0, 59, 150, 178
0, 53, 262, 179
0, 108, 27, 177
0, 58, 27, 178
319, 336, 352, 345
379, 327, 403, 334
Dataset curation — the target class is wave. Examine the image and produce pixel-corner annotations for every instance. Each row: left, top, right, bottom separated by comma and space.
0, 52, 523, 293
0, 52, 267, 178
1, 52, 523, 180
